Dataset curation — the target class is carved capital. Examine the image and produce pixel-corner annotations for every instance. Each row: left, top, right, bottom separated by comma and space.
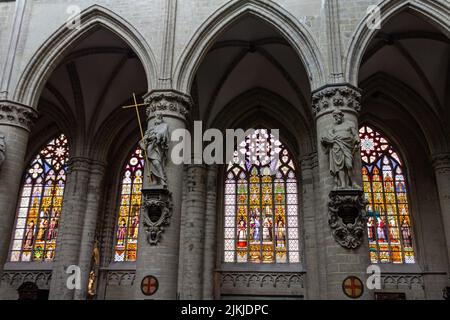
141, 188, 173, 245
67, 157, 106, 175
300, 152, 318, 171
0, 101, 38, 131
312, 84, 362, 117
328, 189, 367, 249
144, 90, 192, 121
432, 153, 450, 174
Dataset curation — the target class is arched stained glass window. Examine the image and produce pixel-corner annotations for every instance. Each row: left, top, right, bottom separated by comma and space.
360, 125, 415, 264
113, 147, 144, 262
10, 134, 69, 262
224, 129, 299, 264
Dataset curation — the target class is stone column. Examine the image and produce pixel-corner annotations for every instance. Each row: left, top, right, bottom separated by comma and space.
134, 90, 192, 299
432, 153, 450, 273
202, 165, 218, 300
0, 101, 37, 275
179, 164, 207, 299
74, 160, 106, 300
49, 157, 92, 299
312, 84, 371, 299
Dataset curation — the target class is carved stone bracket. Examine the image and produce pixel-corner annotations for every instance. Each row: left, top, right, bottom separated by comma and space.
0, 101, 38, 131
141, 188, 173, 245
328, 189, 367, 249
144, 90, 192, 121
312, 84, 362, 117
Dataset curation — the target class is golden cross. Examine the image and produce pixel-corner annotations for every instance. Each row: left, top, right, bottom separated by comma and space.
121, 93, 152, 182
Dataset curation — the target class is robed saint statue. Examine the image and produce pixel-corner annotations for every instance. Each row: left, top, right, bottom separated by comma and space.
321, 109, 360, 189
139, 113, 170, 187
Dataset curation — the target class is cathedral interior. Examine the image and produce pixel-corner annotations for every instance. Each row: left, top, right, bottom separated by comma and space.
0, 0, 449, 300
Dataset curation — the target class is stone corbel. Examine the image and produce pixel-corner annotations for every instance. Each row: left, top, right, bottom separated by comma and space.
328, 189, 367, 249
142, 188, 173, 245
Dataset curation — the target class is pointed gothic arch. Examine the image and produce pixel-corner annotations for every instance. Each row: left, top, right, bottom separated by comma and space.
345, 0, 450, 85
173, 0, 326, 94
13, 5, 158, 109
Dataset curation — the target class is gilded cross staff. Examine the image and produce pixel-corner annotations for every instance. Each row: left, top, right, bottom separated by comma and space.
121, 93, 152, 182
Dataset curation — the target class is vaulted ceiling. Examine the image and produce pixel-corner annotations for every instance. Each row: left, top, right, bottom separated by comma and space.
192, 15, 312, 127
35, 27, 147, 154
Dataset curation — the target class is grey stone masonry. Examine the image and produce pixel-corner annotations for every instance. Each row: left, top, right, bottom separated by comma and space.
134, 90, 192, 299
202, 165, 218, 300
179, 164, 207, 299
49, 157, 105, 299
312, 84, 371, 299
0, 101, 37, 276
73, 161, 106, 300
432, 153, 450, 278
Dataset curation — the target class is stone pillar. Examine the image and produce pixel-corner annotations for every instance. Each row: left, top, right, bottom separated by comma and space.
49, 157, 93, 299
312, 84, 371, 299
134, 90, 192, 299
179, 164, 207, 299
202, 165, 218, 300
74, 160, 106, 300
432, 153, 450, 275
0, 101, 37, 275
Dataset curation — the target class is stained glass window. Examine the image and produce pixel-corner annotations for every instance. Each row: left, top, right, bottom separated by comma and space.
9, 134, 69, 262
113, 147, 144, 262
224, 129, 299, 264
360, 125, 415, 264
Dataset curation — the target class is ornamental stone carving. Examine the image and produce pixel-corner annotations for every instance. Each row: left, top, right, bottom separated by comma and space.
328, 189, 367, 249
0, 271, 52, 290
0, 101, 38, 131
144, 90, 192, 121
321, 109, 360, 189
312, 84, 361, 116
0, 132, 5, 171
141, 188, 173, 245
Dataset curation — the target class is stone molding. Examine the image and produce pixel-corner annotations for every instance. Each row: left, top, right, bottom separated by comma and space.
312, 84, 361, 117
0, 271, 52, 290
220, 271, 305, 290
144, 90, 192, 121
105, 270, 136, 286
381, 274, 424, 290
0, 101, 38, 132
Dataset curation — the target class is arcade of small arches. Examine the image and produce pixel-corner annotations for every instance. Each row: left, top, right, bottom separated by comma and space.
0, 0, 449, 300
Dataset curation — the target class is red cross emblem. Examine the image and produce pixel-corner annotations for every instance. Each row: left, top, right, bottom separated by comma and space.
141, 275, 159, 296
342, 276, 364, 298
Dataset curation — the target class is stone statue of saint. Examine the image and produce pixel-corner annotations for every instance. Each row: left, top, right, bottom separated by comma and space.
321, 109, 360, 189
0, 133, 5, 171
139, 113, 170, 187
